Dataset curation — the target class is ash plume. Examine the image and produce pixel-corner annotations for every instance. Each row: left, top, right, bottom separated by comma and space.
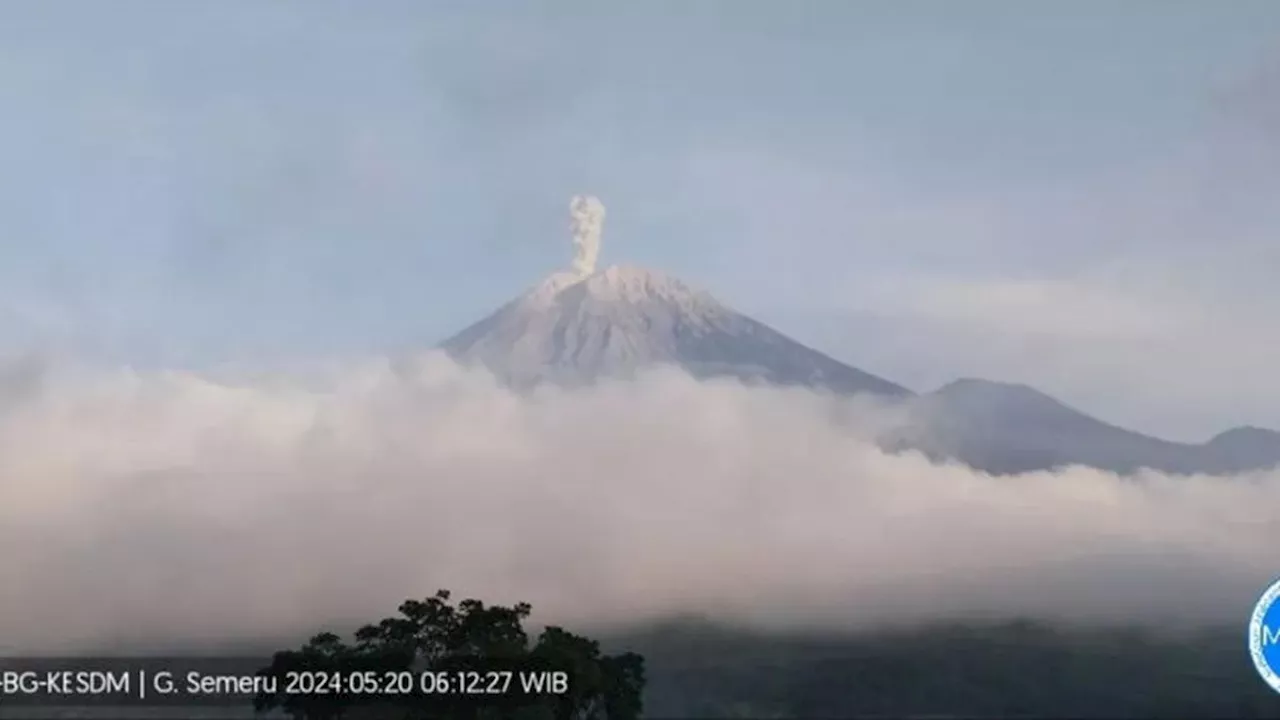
569, 195, 605, 276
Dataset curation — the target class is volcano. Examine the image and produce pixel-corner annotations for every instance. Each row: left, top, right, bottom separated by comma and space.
442, 264, 909, 396
441, 195, 907, 396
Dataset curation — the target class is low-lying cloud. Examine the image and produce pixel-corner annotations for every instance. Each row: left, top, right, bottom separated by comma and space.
0, 353, 1275, 653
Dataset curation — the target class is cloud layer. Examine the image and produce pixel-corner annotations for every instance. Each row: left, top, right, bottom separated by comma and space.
0, 354, 1275, 653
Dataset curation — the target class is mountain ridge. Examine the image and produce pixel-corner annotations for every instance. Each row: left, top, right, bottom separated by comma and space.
438, 196, 1280, 475
440, 265, 1280, 475
892, 377, 1280, 474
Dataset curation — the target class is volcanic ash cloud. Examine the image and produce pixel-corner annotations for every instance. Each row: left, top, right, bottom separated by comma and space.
569, 195, 605, 276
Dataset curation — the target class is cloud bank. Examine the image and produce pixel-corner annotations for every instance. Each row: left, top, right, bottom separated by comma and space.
0, 353, 1275, 653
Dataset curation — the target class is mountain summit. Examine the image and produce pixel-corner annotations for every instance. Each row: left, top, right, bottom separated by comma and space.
442, 196, 908, 396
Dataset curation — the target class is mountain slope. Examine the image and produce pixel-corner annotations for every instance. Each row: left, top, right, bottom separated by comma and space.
443, 265, 910, 397
887, 378, 1280, 475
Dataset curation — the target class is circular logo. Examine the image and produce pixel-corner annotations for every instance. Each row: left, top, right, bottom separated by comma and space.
1249, 577, 1280, 694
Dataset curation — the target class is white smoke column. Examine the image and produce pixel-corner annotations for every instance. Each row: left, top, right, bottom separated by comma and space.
569, 195, 605, 276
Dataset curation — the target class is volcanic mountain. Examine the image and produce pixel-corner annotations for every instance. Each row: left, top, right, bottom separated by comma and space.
441, 196, 1280, 475
443, 194, 906, 395
888, 378, 1280, 475
443, 264, 909, 396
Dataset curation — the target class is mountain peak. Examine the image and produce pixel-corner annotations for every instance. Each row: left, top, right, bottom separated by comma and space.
1207, 425, 1280, 446
938, 377, 1033, 393
517, 264, 723, 317
925, 378, 1091, 427
585, 264, 696, 297
576, 265, 721, 311
934, 378, 1066, 407
440, 198, 909, 396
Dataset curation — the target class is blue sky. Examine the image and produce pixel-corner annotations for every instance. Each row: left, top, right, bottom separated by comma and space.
0, 1, 1278, 438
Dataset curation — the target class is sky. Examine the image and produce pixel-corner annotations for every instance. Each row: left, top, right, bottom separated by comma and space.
1, 2, 1279, 652
0, 1, 1278, 439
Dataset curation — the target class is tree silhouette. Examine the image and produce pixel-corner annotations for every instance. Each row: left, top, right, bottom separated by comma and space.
255, 590, 644, 720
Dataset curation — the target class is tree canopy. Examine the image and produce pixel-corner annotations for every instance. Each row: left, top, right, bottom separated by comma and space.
255, 590, 644, 720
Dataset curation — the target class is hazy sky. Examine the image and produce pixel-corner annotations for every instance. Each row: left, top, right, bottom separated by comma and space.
1, 4, 1279, 651
1, 1, 1278, 439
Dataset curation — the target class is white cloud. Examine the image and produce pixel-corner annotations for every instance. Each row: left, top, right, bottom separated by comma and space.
0, 355, 1274, 654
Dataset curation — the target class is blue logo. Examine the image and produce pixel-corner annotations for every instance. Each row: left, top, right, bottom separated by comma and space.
1249, 577, 1280, 694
